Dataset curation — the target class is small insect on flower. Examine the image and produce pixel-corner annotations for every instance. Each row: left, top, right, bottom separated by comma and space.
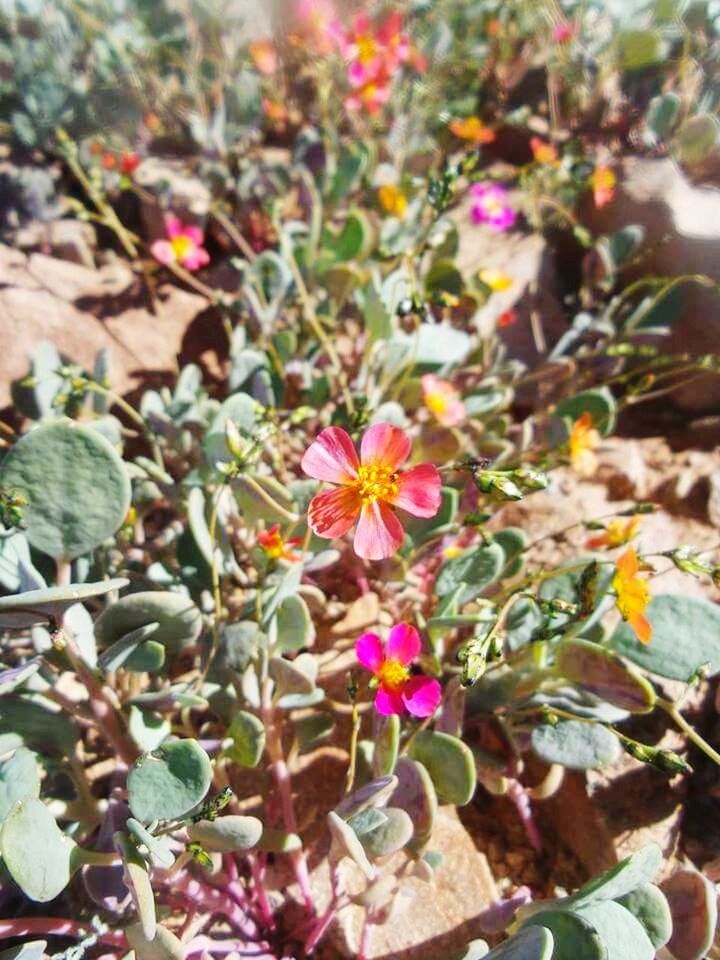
421, 374, 466, 427
257, 524, 302, 562
586, 516, 640, 550
592, 165, 616, 209
249, 39, 278, 75
530, 137, 559, 167
478, 268, 513, 292
449, 116, 496, 145
356, 622, 442, 716
568, 412, 600, 477
469, 183, 516, 232
613, 546, 652, 645
151, 215, 210, 272
301, 423, 441, 561
378, 184, 408, 217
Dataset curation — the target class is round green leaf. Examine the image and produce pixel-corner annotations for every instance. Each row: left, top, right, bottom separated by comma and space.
0, 747, 40, 824
555, 389, 616, 436
335, 775, 398, 819
408, 730, 476, 806
327, 810, 374, 879
566, 844, 662, 907
610, 594, 720, 681
274, 594, 315, 653
0, 798, 77, 902
617, 30, 664, 71
187, 815, 263, 852
523, 910, 604, 960
436, 542, 504, 604
0, 420, 131, 559
483, 927, 554, 959
94, 591, 203, 657
555, 639, 656, 713
115, 830, 157, 938
617, 883, 672, 950
573, 901, 655, 960
531, 721, 621, 770
392, 757, 438, 846
673, 114, 720, 167
355, 806, 413, 858
227, 710, 266, 768
0, 579, 128, 629
372, 713, 399, 777
127, 740, 212, 823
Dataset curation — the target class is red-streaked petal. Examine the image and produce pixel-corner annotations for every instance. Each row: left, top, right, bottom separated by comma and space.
375, 685, 405, 716
355, 633, 384, 673
307, 486, 361, 539
301, 427, 360, 483
360, 423, 411, 471
391, 464, 442, 518
402, 676, 442, 718
386, 623, 420, 665
353, 501, 404, 561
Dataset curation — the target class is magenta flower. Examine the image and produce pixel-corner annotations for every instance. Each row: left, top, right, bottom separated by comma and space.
151, 215, 210, 271
301, 423, 441, 561
469, 183, 516, 232
356, 623, 442, 716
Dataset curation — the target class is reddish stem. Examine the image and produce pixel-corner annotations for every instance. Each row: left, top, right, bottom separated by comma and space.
507, 779, 543, 852
249, 853, 276, 930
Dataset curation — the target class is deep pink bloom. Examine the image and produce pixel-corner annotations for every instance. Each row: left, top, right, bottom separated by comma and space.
301, 423, 441, 561
552, 19, 576, 43
356, 623, 441, 716
151, 215, 210, 271
470, 183, 516, 232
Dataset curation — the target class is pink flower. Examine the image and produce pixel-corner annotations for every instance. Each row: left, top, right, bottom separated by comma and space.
470, 183, 516, 232
356, 623, 441, 716
301, 423, 441, 561
421, 374, 466, 427
151, 215, 210, 272
297, 0, 341, 53
552, 19, 576, 43
249, 40, 278, 76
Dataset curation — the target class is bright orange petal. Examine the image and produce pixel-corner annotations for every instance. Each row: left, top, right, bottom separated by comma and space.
629, 611, 652, 645
308, 486, 361, 539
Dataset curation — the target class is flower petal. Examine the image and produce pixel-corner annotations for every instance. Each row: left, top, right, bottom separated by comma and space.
386, 623, 420, 665
360, 423, 411, 471
165, 215, 183, 239
616, 546, 639, 579
391, 464, 442, 518
182, 247, 210, 271
301, 427, 360, 483
308, 486, 361, 539
353, 500, 404, 561
151, 239, 175, 265
375, 685, 405, 716
182, 224, 205, 246
402, 676, 442, 718
356, 632, 384, 673
629, 612, 653, 646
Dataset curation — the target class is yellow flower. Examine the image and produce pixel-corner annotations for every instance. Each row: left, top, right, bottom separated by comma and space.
449, 116, 496, 145
613, 546, 652, 645
569, 412, 600, 476
592, 165, 616, 209
586, 516, 639, 550
478, 268, 513, 292
378, 184, 407, 217
530, 137, 559, 166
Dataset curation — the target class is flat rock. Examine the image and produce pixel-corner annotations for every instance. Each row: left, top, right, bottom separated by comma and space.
0, 244, 208, 407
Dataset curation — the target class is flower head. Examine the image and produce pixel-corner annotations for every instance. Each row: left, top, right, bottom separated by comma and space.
301, 423, 441, 561
613, 546, 652, 645
356, 623, 441, 716
530, 137, 559, 166
552, 19, 576, 43
297, 0, 341, 53
568, 412, 600, 476
151, 215, 210, 272
592, 165, 616, 209
421, 374, 466, 427
119, 152, 141, 175
101, 152, 117, 171
470, 183, 516, 232
479, 268, 513, 292
257, 524, 302, 561
250, 39, 278, 75
498, 308, 517, 328
586, 516, 640, 550
449, 116, 496, 145
378, 184, 407, 217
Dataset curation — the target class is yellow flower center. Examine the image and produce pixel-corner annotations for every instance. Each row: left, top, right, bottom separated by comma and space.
377, 658, 409, 692
170, 235, 194, 261
357, 35, 377, 63
353, 463, 399, 504
425, 392, 449, 417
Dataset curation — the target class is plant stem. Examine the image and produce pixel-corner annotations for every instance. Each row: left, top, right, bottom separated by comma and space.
83, 381, 165, 471
657, 697, 720, 768
0, 918, 126, 947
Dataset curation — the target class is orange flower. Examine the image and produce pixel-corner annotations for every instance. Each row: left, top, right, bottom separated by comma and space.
101, 152, 117, 170
421, 375, 466, 427
613, 547, 652, 645
257, 524, 302, 561
592, 165, 616, 209
568, 412, 600, 476
250, 40, 278, 75
530, 137, 559, 166
378, 184, 407, 217
587, 516, 640, 550
479, 268, 513, 292
449, 116, 496, 145
498, 308, 517, 328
